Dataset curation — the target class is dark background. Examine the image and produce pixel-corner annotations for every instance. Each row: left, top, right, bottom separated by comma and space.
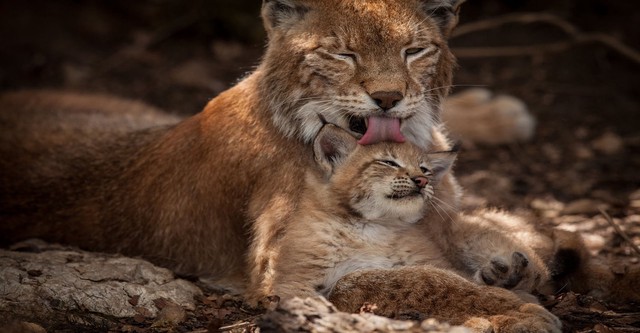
0, 1, 639, 331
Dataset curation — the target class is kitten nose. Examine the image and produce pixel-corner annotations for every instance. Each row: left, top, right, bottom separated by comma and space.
412, 176, 429, 188
371, 91, 403, 111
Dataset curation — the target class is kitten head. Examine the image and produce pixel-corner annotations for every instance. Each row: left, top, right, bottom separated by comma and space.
313, 123, 456, 224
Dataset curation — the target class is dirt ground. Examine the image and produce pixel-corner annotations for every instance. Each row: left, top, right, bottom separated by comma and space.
0, 0, 639, 332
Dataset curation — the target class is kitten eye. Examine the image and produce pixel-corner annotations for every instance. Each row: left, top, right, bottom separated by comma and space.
405, 48, 425, 56
337, 53, 357, 62
378, 160, 400, 168
420, 166, 430, 174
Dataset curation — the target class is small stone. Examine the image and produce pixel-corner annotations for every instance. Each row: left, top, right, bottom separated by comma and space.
530, 198, 564, 212
153, 303, 186, 326
591, 131, 624, 155
574, 144, 594, 160
561, 199, 609, 216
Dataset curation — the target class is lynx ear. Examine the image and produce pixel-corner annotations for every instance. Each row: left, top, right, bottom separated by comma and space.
261, 0, 309, 36
419, 0, 465, 37
313, 124, 358, 175
427, 150, 457, 185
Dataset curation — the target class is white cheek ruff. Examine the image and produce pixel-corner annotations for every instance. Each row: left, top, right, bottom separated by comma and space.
401, 101, 439, 149
294, 100, 350, 143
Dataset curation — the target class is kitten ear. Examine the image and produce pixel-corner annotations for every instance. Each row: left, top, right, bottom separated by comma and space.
313, 124, 358, 175
261, 0, 309, 36
427, 151, 457, 185
418, 0, 465, 37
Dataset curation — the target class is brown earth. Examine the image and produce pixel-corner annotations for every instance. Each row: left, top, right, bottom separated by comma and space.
0, 1, 639, 332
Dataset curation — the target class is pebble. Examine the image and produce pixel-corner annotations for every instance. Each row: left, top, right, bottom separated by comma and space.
153, 303, 186, 326
561, 199, 609, 216
591, 132, 624, 155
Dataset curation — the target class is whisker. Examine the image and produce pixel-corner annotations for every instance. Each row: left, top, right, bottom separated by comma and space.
432, 201, 455, 223
428, 201, 446, 221
432, 195, 457, 211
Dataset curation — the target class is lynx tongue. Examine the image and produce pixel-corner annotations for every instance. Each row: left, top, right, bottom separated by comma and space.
357, 116, 406, 145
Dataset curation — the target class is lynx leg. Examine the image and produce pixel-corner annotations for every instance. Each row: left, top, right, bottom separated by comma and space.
329, 266, 561, 333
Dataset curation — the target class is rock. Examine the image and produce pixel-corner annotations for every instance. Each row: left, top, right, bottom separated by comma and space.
152, 301, 187, 327
574, 144, 594, 160
530, 197, 565, 218
561, 199, 609, 216
0, 241, 202, 330
259, 296, 470, 333
591, 132, 624, 155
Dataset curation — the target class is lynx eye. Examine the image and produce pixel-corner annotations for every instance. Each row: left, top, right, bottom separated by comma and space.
405, 48, 425, 56
378, 160, 400, 168
337, 53, 357, 62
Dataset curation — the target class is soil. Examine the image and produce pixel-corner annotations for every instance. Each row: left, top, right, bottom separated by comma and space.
1, 1, 639, 332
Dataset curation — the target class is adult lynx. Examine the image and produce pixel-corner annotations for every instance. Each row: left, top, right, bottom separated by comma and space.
0, 0, 471, 287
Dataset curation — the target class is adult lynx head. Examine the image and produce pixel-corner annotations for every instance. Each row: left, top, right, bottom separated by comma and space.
312, 124, 457, 225
258, 0, 463, 148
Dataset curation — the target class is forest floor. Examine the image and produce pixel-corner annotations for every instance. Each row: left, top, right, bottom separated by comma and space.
0, 1, 639, 332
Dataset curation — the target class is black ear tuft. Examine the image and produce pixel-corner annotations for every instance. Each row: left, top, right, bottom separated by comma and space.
313, 124, 358, 175
419, 0, 465, 37
262, 0, 309, 35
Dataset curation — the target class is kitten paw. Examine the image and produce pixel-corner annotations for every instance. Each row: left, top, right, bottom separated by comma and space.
477, 252, 534, 290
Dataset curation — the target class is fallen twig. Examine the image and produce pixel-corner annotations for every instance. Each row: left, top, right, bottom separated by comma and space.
219, 321, 254, 331
599, 208, 640, 258
452, 13, 578, 38
451, 13, 640, 64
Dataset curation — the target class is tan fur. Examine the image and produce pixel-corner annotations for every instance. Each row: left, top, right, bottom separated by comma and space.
0, 0, 630, 331
0, 0, 462, 290
329, 266, 561, 333
253, 125, 459, 301
246, 125, 561, 332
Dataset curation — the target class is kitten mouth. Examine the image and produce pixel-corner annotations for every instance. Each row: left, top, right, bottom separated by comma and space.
353, 116, 406, 145
388, 191, 422, 200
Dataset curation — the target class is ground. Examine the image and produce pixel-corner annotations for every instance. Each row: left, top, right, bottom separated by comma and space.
0, 0, 639, 332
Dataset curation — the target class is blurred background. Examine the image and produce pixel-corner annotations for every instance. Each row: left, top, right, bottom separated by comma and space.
1, 1, 638, 330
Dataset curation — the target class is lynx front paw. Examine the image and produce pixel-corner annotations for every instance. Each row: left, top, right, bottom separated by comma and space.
497, 303, 562, 333
476, 252, 540, 291
443, 88, 535, 145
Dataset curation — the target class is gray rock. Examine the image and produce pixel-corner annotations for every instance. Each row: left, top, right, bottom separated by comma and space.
0, 241, 202, 330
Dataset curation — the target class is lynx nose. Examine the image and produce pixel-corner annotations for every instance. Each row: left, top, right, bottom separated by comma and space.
371, 91, 403, 111
412, 176, 429, 189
